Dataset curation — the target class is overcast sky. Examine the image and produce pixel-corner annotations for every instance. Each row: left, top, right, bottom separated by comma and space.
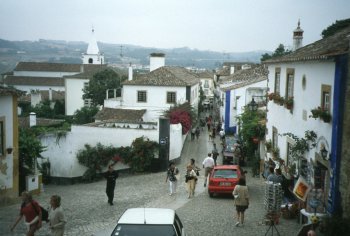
0, 0, 349, 52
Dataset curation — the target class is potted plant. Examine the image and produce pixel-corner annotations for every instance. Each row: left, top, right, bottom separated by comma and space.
310, 107, 322, 118
285, 97, 294, 109
278, 97, 285, 106
320, 110, 331, 123
265, 140, 272, 152
268, 92, 275, 101
273, 93, 281, 104
310, 107, 332, 122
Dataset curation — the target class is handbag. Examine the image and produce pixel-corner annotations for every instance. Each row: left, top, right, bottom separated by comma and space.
31, 202, 49, 222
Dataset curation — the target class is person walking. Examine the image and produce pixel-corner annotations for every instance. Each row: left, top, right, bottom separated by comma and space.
104, 164, 119, 205
165, 162, 179, 195
267, 168, 283, 184
191, 127, 196, 141
48, 195, 66, 236
232, 177, 250, 227
11, 191, 42, 236
189, 158, 200, 176
212, 143, 219, 166
185, 164, 197, 198
195, 126, 200, 140
202, 153, 215, 187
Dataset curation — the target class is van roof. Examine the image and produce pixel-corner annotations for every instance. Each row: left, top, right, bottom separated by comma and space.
117, 208, 175, 225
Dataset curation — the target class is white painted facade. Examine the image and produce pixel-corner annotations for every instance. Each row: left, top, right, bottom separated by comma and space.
13, 85, 64, 93
200, 77, 215, 99
266, 61, 334, 170
14, 71, 78, 78
106, 84, 199, 122
65, 78, 89, 115
219, 80, 267, 130
0, 96, 14, 190
39, 123, 184, 178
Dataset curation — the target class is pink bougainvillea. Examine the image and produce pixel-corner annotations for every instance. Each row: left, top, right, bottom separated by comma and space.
169, 109, 192, 134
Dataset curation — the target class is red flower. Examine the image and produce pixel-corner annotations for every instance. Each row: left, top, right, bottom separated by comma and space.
112, 155, 122, 162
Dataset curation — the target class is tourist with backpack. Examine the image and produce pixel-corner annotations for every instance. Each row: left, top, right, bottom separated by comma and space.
165, 162, 179, 195
11, 191, 43, 236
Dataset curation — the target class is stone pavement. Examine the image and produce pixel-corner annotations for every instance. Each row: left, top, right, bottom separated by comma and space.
0, 113, 302, 236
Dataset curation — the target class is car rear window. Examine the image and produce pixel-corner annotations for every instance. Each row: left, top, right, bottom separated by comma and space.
111, 224, 176, 236
213, 169, 237, 178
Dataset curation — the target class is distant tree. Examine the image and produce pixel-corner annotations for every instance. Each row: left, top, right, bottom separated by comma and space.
321, 18, 350, 38
83, 69, 127, 106
260, 44, 291, 62
73, 106, 99, 124
260, 53, 272, 61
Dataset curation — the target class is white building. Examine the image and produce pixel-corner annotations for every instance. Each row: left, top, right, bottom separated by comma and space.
0, 85, 24, 204
105, 54, 200, 122
218, 65, 268, 133
195, 71, 215, 99
64, 65, 107, 115
264, 25, 350, 214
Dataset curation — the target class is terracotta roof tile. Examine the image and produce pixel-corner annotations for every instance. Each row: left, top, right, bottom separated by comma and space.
4, 75, 64, 86
123, 66, 199, 87
94, 108, 146, 122
18, 117, 65, 128
0, 85, 25, 97
265, 26, 350, 63
221, 65, 268, 91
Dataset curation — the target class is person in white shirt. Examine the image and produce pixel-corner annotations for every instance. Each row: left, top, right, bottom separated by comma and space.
219, 129, 225, 142
202, 153, 215, 187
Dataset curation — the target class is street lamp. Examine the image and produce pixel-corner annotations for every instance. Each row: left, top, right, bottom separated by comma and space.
248, 98, 258, 112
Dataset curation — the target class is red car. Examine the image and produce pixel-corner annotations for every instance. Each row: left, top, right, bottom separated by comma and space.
208, 165, 245, 197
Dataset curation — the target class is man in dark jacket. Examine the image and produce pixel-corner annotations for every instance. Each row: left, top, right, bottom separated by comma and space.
104, 165, 119, 205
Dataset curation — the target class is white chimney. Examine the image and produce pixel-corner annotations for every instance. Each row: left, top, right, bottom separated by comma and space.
150, 53, 165, 72
128, 63, 133, 81
29, 112, 36, 127
49, 88, 52, 101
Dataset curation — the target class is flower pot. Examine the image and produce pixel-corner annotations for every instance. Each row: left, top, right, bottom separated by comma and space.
322, 116, 331, 123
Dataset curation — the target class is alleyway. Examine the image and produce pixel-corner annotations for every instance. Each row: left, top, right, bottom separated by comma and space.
0, 113, 301, 235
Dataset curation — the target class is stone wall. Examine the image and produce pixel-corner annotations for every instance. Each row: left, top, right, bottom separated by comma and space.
340, 49, 350, 218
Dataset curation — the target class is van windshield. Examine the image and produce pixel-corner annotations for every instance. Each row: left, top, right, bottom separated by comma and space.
111, 224, 177, 236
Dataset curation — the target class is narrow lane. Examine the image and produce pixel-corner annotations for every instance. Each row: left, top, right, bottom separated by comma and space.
0, 116, 301, 235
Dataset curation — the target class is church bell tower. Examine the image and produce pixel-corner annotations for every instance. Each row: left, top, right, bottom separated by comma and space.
82, 28, 105, 65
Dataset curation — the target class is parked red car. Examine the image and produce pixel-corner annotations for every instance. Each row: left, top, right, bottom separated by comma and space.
208, 165, 245, 197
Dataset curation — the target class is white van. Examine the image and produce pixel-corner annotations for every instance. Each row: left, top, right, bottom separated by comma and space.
110, 208, 186, 236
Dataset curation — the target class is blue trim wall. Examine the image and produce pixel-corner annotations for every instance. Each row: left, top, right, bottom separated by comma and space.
224, 90, 236, 134
328, 55, 348, 214
224, 91, 231, 133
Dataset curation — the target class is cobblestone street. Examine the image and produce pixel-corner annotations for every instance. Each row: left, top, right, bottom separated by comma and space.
0, 117, 301, 236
